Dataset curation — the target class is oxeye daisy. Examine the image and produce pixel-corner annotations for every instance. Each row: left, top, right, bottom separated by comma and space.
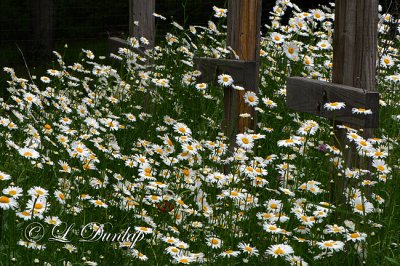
40, 76, 51, 83
58, 160, 71, 173
47, 69, 61, 76
236, 133, 254, 149
3, 186, 23, 198
317, 40, 331, 50
380, 55, 395, 67
243, 91, 259, 106
16, 210, 33, 221
162, 236, 179, 245
312, 9, 326, 21
0, 195, 18, 210
64, 243, 77, 253
45, 216, 62, 226
266, 199, 282, 212
368, 148, 388, 159
263, 223, 282, 234
372, 159, 391, 174
277, 137, 301, 147
23, 93, 38, 104
54, 190, 67, 204
232, 85, 245, 91
217, 74, 234, 87
174, 123, 192, 136
271, 32, 285, 44
262, 97, 277, 108
352, 108, 373, 115
26, 198, 48, 213
283, 41, 300, 60
220, 249, 240, 258
175, 241, 189, 250
0, 171, 11, 181
356, 139, 373, 152
317, 240, 345, 251
213, 6, 227, 18
237, 242, 259, 256
174, 255, 194, 264
18, 147, 40, 159
166, 246, 181, 256
90, 199, 108, 208
353, 197, 374, 215
266, 244, 294, 258
28, 186, 48, 198
135, 226, 153, 234
386, 74, 400, 83
324, 102, 346, 111
195, 83, 208, 91
206, 237, 222, 249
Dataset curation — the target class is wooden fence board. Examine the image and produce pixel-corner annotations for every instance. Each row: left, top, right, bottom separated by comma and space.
286, 77, 379, 128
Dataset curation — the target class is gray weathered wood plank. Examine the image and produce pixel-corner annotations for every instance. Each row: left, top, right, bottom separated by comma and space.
286, 77, 379, 128
193, 57, 257, 89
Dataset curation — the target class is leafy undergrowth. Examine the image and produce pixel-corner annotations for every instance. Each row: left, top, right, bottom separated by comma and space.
0, 1, 399, 265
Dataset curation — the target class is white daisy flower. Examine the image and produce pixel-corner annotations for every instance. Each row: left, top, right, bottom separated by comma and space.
324, 102, 346, 111
218, 74, 234, 87
244, 91, 259, 106
266, 244, 294, 258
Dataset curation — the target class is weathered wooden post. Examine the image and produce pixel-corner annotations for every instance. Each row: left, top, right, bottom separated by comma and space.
194, 0, 262, 140
332, 0, 379, 140
332, 0, 379, 203
286, 0, 379, 205
129, 0, 155, 48
108, 0, 155, 55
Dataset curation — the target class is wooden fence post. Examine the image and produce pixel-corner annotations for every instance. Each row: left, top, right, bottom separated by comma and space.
225, 0, 262, 135
129, 0, 155, 48
194, 0, 262, 143
285, 0, 379, 206
332, 0, 379, 203
108, 0, 155, 55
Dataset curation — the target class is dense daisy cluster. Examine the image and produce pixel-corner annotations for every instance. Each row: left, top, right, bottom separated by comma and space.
0, 1, 399, 265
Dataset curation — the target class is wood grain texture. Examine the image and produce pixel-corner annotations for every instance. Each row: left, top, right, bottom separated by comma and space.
226, 0, 262, 134
193, 57, 258, 140
193, 58, 257, 89
330, 0, 379, 203
129, 0, 155, 48
286, 77, 379, 128
333, 0, 379, 141
333, 0, 378, 93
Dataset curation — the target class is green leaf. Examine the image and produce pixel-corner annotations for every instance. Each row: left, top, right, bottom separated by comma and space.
385, 256, 400, 265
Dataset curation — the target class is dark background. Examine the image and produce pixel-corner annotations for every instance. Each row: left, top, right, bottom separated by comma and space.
0, 0, 397, 69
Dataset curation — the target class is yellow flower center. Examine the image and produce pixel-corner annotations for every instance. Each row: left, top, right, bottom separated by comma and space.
211, 239, 219, 245
23, 151, 33, 157
244, 246, 253, 252
274, 247, 285, 255
0, 196, 10, 203
34, 203, 43, 209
